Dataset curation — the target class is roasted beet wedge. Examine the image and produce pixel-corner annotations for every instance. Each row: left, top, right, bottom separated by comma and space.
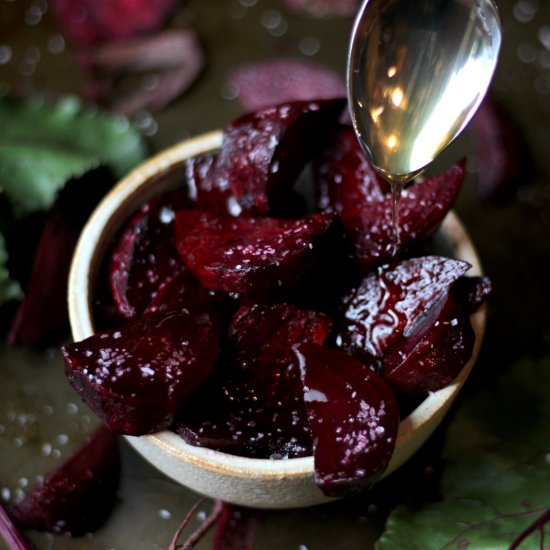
470, 98, 533, 203
62, 306, 220, 435
109, 191, 194, 319
8, 168, 114, 346
174, 209, 337, 302
11, 425, 120, 536
228, 303, 333, 405
214, 99, 346, 214
339, 256, 471, 361
183, 152, 243, 216
313, 125, 388, 212
294, 343, 399, 497
228, 58, 346, 112
177, 304, 333, 459
380, 276, 491, 395
341, 161, 466, 272
178, 399, 314, 459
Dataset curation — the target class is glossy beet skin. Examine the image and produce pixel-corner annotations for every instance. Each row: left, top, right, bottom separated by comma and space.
214, 98, 346, 214
62, 304, 220, 435
295, 343, 399, 497
339, 256, 490, 396
380, 275, 492, 395
312, 123, 466, 273
341, 161, 466, 272
11, 426, 120, 535
176, 303, 333, 459
174, 210, 337, 303
340, 256, 471, 360
109, 190, 195, 319
313, 124, 389, 212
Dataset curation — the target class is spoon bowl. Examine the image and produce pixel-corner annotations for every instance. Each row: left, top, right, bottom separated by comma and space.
68, 131, 487, 509
347, 0, 502, 184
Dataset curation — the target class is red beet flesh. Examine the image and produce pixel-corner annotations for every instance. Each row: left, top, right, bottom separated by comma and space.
340, 255, 471, 360
109, 190, 195, 319
177, 303, 332, 458
341, 161, 466, 272
174, 209, 336, 302
295, 343, 399, 497
214, 98, 346, 214
11, 426, 120, 536
63, 305, 220, 435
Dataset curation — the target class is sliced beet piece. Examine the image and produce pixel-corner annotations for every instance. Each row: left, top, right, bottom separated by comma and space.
313, 125, 388, 212
339, 256, 471, 361
294, 343, 399, 497
228, 303, 333, 405
214, 98, 346, 214
183, 151, 243, 216
212, 504, 264, 550
470, 97, 534, 203
380, 276, 491, 395
451, 275, 493, 315
279, 0, 359, 18
52, 0, 179, 47
174, 209, 337, 302
341, 161, 466, 272
143, 269, 213, 315
7, 168, 114, 347
228, 58, 346, 112
62, 305, 220, 435
11, 425, 120, 536
81, 29, 205, 116
109, 190, 193, 319
178, 403, 313, 459
177, 304, 333, 459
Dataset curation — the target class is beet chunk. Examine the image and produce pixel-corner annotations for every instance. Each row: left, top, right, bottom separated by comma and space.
470, 98, 534, 203
339, 256, 471, 361
313, 125, 388, 212
214, 98, 346, 214
174, 209, 337, 302
109, 190, 194, 319
8, 168, 114, 346
341, 161, 466, 272
11, 425, 120, 536
183, 151, 243, 216
228, 303, 333, 405
228, 58, 347, 112
380, 276, 491, 395
294, 343, 399, 497
62, 306, 220, 435
177, 304, 333, 459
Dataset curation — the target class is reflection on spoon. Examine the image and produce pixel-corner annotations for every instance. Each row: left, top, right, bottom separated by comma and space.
347, 0, 502, 250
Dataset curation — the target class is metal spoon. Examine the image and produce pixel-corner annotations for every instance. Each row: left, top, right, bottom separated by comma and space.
347, 0, 502, 187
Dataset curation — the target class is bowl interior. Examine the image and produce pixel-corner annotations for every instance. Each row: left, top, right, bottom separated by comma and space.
68, 131, 486, 508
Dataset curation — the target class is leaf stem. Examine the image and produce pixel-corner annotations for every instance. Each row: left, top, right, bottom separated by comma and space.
169, 498, 223, 550
0, 502, 34, 550
509, 507, 550, 550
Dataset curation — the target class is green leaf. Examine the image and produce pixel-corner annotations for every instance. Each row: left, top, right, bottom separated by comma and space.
378, 358, 550, 550
0, 232, 22, 306
0, 91, 147, 214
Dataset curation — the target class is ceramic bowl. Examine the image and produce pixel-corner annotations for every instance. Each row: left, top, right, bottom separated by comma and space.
68, 130, 487, 509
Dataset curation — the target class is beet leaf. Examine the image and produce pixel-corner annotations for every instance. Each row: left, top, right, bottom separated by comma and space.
378, 357, 550, 549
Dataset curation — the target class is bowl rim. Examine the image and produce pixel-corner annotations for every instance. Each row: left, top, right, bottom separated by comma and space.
68, 130, 486, 482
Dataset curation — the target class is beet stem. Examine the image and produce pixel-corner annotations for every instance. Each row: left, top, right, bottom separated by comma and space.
0, 503, 34, 550
168, 498, 223, 550
509, 507, 550, 550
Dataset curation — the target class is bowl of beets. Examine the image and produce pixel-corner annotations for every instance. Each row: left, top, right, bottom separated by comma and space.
64, 98, 490, 508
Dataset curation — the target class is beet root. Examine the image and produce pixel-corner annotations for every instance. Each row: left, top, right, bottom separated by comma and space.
11, 425, 120, 536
